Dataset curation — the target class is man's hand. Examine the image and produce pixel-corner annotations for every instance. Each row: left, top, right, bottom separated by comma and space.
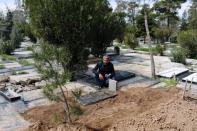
99, 74, 104, 80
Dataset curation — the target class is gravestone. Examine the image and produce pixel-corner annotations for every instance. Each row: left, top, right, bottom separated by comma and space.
182, 73, 197, 83
157, 67, 189, 78
109, 79, 117, 92
0, 88, 21, 102
78, 89, 117, 105
115, 70, 135, 81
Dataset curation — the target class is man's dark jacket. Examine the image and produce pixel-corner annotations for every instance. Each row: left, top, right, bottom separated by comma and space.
92, 62, 115, 78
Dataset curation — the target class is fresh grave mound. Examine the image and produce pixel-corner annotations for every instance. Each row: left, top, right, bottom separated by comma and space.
77, 87, 180, 130
21, 87, 197, 131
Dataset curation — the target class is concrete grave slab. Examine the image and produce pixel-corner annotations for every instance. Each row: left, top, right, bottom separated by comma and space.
157, 67, 189, 78
0, 88, 21, 102
4, 62, 21, 69
20, 41, 34, 48
9, 72, 40, 82
78, 89, 117, 105
0, 101, 29, 131
0, 65, 34, 74
182, 73, 197, 83
0, 95, 7, 104
20, 89, 50, 108
12, 51, 33, 58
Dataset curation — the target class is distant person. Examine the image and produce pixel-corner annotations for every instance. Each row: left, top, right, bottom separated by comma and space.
92, 55, 115, 88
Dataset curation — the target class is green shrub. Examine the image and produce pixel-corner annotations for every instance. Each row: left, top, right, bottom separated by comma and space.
2, 54, 16, 61
178, 30, 197, 58
0, 41, 15, 55
52, 113, 63, 124
152, 44, 166, 56
70, 104, 83, 116
134, 47, 149, 52
11, 71, 17, 75
171, 47, 187, 64
161, 78, 177, 87
10, 25, 23, 48
72, 88, 82, 100
18, 59, 32, 66
124, 33, 138, 49
0, 64, 5, 69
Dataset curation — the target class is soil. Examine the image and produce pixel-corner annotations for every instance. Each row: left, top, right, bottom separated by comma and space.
21, 87, 197, 131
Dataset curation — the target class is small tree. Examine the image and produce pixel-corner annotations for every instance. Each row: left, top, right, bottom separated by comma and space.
178, 30, 197, 58
25, 0, 125, 122
33, 41, 72, 123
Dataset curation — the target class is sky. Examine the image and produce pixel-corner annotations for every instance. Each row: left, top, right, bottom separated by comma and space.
0, 0, 192, 16
0, 0, 16, 12
109, 0, 192, 17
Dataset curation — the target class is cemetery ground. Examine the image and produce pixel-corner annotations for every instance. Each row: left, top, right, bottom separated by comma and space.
1, 42, 197, 131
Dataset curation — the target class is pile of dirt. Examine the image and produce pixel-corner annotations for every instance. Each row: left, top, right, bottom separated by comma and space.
21, 87, 197, 131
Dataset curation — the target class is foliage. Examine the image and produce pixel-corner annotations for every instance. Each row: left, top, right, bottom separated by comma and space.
52, 113, 64, 124
70, 104, 84, 116
1, 54, 16, 61
161, 78, 177, 87
2, 10, 13, 40
177, 30, 197, 58
19, 23, 37, 43
10, 24, 23, 48
25, 0, 125, 58
134, 47, 149, 52
180, 11, 188, 31
0, 64, 5, 69
188, 1, 197, 29
72, 88, 82, 100
33, 41, 71, 91
115, 0, 138, 25
33, 41, 72, 122
136, 5, 158, 39
0, 40, 14, 55
152, 27, 173, 43
154, 0, 186, 27
124, 25, 138, 49
18, 59, 32, 66
171, 47, 187, 64
154, 44, 165, 56
11, 71, 17, 75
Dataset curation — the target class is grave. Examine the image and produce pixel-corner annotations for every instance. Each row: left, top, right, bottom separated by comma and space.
0, 65, 34, 74
81, 70, 135, 87
0, 88, 21, 102
78, 89, 117, 105
115, 70, 135, 81
182, 73, 197, 83
157, 67, 189, 78
13, 51, 33, 59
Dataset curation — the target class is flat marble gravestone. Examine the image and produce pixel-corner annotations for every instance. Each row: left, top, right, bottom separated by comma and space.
78, 89, 117, 105
157, 67, 189, 78
182, 73, 197, 83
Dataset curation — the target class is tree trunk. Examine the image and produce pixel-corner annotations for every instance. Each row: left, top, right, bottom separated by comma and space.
144, 11, 156, 79
60, 86, 72, 123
